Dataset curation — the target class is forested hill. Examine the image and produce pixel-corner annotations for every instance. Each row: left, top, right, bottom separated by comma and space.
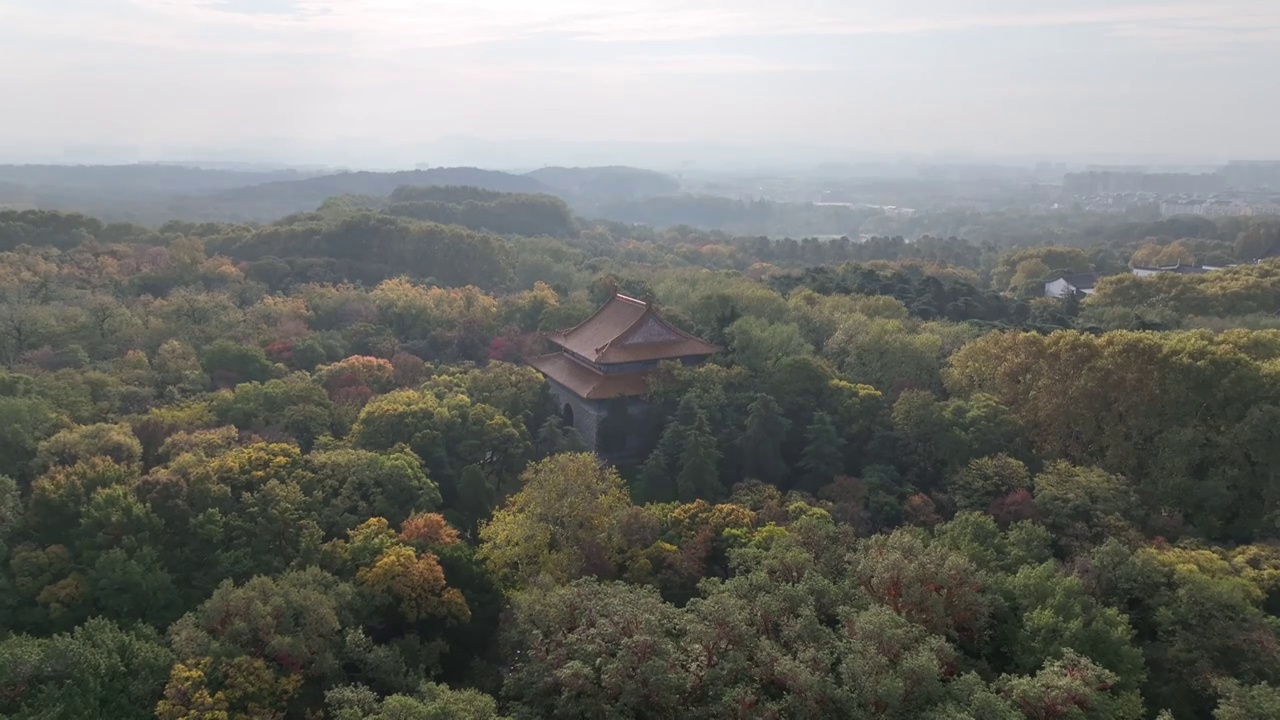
527, 165, 681, 199
0, 163, 880, 236
0, 163, 320, 194
0, 164, 325, 224
3, 199, 1280, 717
195, 168, 550, 224
0, 163, 689, 226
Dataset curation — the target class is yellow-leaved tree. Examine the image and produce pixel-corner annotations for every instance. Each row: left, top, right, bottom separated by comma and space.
478, 453, 632, 588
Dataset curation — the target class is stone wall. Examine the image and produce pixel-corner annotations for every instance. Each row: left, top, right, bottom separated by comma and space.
545, 380, 653, 462
546, 381, 608, 448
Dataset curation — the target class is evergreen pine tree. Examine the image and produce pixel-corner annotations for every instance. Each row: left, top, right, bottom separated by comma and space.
456, 463, 496, 534
678, 411, 722, 502
639, 421, 684, 502
674, 394, 702, 427
536, 415, 588, 456
560, 425, 589, 454
739, 394, 791, 485
536, 416, 565, 455
799, 411, 845, 494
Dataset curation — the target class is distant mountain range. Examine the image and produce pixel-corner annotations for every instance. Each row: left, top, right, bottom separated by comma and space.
0, 162, 879, 237
0, 164, 683, 225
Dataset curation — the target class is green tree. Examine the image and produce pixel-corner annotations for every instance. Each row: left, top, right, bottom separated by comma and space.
933, 513, 1054, 575
1144, 568, 1280, 715
0, 474, 19, 546
138, 443, 324, 591
28, 457, 139, 543
201, 339, 275, 387
950, 454, 1032, 513
351, 389, 530, 503
454, 464, 498, 534
996, 650, 1143, 720
677, 411, 721, 502
638, 421, 681, 502
997, 562, 1146, 693
824, 315, 945, 395
0, 618, 174, 720
739, 394, 790, 485
153, 339, 207, 396
209, 373, 336, 450
0, 395, 61, 482
168, 568, 358, 688
86, 546, 180, 627
992, 247, 1092, 294
447, 361, 551, 431
535, 416, 587, 456
1033, 462, 1139, 553
1213, 680, 1280, 720
946, 329, 1276, 540
723, 315, 812, 373
502, 580, 690, 720
835, 605, 970, 718
799, 411, 844, 493
848, 527, 992, 641
302, 449, 441, 538
326, 683, 510, 720
73, 484, 179, 625
34, 422, 143, 472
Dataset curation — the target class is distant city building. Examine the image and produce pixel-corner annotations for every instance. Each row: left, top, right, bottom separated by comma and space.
1132, 264, 1223, 277
1062, 165, 1280, 218
1048, 265, 1229, 298
1159, 197, 1268, 218
1045, 273, 1100, 298
1159, 200, 1206, 217
1065, 171, 1223, 197
1222, 161, 1280, 191
812, 202, 917, 218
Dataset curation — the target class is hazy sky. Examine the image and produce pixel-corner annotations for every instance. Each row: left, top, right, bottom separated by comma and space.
2, 0, 1279, 166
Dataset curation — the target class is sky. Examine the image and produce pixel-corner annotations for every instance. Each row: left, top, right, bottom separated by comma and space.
1, 0, 1279, 167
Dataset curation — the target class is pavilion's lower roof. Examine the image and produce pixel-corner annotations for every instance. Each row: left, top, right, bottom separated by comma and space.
529, 353, 649, 400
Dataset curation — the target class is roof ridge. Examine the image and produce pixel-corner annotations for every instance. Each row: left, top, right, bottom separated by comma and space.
560, 293, 627, 338
609, 306, 658, 349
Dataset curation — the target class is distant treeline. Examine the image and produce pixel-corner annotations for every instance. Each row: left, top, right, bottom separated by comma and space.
589, 194, 879, 236
0, 164, 674, 227
384, 186, 577, 237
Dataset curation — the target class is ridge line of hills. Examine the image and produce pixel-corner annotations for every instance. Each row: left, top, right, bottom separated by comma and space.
0, 163, 898, 237
0, 164, 683, 225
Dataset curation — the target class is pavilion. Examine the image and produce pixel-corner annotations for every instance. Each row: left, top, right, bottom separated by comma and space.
528, 293, 720, 453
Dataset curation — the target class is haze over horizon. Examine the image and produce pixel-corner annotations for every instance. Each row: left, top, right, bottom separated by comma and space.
3, 0, 1279, 168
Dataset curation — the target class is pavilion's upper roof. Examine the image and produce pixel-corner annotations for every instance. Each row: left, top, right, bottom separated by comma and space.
546, 293, 720, 365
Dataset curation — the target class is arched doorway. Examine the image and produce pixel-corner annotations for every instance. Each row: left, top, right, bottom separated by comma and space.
562, 402, 575, 429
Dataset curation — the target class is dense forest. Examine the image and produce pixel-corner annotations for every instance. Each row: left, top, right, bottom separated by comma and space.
2, 191, 1280, 720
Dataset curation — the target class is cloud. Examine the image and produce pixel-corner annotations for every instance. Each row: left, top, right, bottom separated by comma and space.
519, 53, 829, 77
6, 0, 1278, 55
2, 0, 1279, 161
